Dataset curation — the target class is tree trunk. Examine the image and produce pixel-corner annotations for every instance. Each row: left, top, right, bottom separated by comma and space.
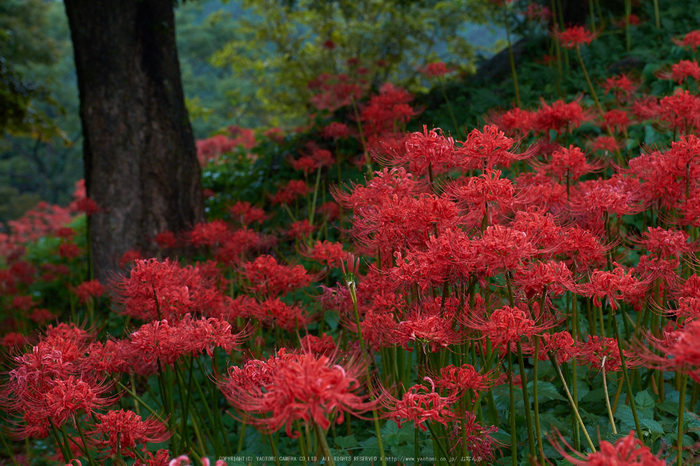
64, 0, 204, 281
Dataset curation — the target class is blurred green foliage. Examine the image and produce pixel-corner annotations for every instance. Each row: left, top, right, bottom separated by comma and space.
209, 0, 496, 127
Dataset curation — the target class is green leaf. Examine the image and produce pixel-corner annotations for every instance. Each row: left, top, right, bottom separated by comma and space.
532, 381, 566, 403
641, 417, 665, 435
334, 435, 359, 449
635, 390, 655, 410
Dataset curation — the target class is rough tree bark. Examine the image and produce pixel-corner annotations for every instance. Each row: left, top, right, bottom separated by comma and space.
63, 0, 204, 281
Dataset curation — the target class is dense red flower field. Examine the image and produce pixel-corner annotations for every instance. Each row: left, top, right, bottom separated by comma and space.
2, 17, 700, 466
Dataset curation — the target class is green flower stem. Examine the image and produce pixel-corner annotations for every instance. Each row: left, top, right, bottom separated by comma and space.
267, 434, 281, 466
348, 278, 387, 466
574, 46, 602, 114
601, 356, 618, 434
117, 381, 203, 464
507, 351, 517, 465
516, 342, 536, 459
237, 417, 247, 453
549, 353, 597, 452
308, 167, 322, 229
75, 418, 98, 466
314, 424, 335, 466
571, 295, 580, 451
49, 419, 71, 463
653, 0, 660, 29
610, 309, 643, 441
0, 431, 20, 466
295, 421, 308, 466
350, 97, 372, 176
426, 422, 450, 466
532, 337, 545, 464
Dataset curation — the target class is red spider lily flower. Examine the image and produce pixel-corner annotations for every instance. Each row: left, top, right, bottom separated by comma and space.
349, 193, 461, 260
534, 97, 593, 135
129, 315, 250, 366
3, 352, 116, 439
90, 409, 171, 459
12, 295, 36, 312
656, 59, 700, 84
524, 4, 551, 22
72, 279, 105, 304
322, 122, 350, 140
154, 230, 178, 249
300, 333, 336, 355
264, 127, 284, 143
589, 135, 623, 155
302, 240, 349, 268
434, 364, 492, 398
189, 220, 230, 248
475, 225, 537, 275
528, 331, 578, 363
55, 227, 77, 239
637, 227, 694, 258
383, 378, 456, 431
420, 62, 455, 78
509, 206, 563, 250
486, 107, 535, 137
674, 30, 700, 52
393, 307, 461, 353
513, 261, 575, 299
308, 72, 366, 112
70, 196, 100, 216
112, 258, 229, 321
658, 88, 700, 134
445, 169, 515, 227
551, 429, 666, 465
258, 298, 312, 331
465, 303, 552, 351
554, 25, 598, 49
58, 242, 81, 260
317, 201, 340, 221
447, 412, 500, 462
240, 255, 312, 298
601, 74, 638, 102
456, 124, 534, 170
392, 126, 455, 176
1, 332, 28, 349
119, 249, 143, 268
602, 109, 631, 134
230, 201, 268, 226
577, 335, 638, 373
579, 264, 648, 310
534, 144, 605, 181
359, 83, 416, 138
333, 167, 415, 211
221, 350, 377, 439
391, 229, 477, 290
215, 228, 272, 265
634, 320, 700, 382
9, 260, 36, 285
80, 339, 140, 378
289, 146, 335, 174
359, 309, 400, 351
44, 376, 115, 425
270, 179, 309, 205
287, 219, 316, 239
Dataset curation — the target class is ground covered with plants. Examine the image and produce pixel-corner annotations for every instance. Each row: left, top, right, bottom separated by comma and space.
2, 1, 700, 465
